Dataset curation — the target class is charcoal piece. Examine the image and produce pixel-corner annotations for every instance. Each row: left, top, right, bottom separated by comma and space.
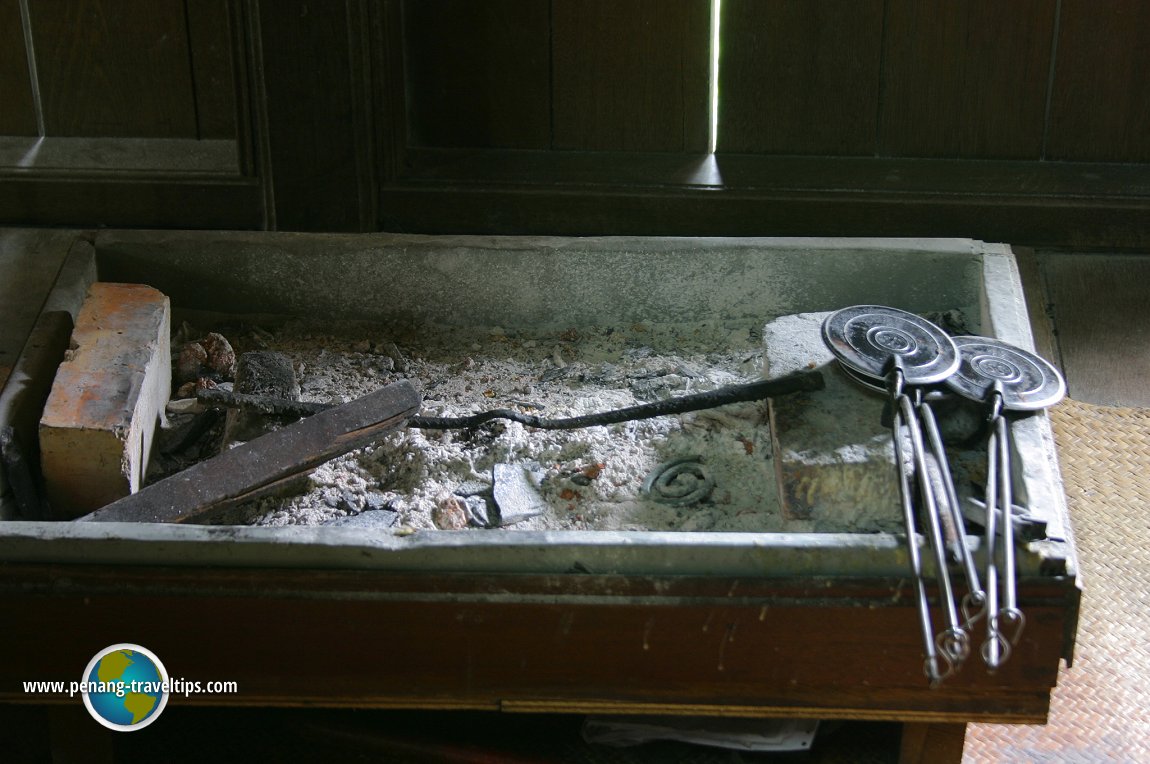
224, 351, 302, 443
380, 342, 406, 373
463, 495, 491, 528
452, 481, 492, 498
148, 408, 227, 482
363, 492, 391, 512
540, 367, 569, 383
339, 489, 363, 512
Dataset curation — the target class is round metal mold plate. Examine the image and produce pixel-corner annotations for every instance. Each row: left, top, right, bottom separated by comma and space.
821, 305, 959, 386
944, 336, 1066, 410
837, 362, 887, 395
838, 363, 958, 406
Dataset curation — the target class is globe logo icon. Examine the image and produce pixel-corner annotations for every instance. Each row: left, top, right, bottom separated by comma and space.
81, 644, 169, 731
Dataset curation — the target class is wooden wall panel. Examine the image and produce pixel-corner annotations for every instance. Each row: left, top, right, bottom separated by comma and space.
186, 0, 237, 140
0, 0, 38, 136
552, 0, 711, 152
258, 0, 370, 231
0, 177, 264, 228
879, 0, 1056, 159
717, 0, 884, 156
28, 0, 198, 137
1046, 0, 1150, 162
403, 0, 550, 149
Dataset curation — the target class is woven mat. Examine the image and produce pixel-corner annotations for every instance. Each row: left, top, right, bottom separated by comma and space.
964, 399, 1150, 763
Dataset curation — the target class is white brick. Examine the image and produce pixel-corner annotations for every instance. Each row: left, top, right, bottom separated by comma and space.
764, 312, 901, 531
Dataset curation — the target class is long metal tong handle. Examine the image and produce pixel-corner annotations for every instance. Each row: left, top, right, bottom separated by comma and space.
981, 386, 1025, 670
899, 393, 970, 668
981, 406, 1003, 668
995, 406, 1027, 649
887, 364, 951, 686
917, 398, 987, 629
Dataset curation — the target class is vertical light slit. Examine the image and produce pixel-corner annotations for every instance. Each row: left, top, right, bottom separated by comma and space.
18, 0, 45, 137
709, 0, 722, 153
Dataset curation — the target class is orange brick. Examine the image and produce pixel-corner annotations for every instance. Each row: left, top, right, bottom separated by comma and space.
39, 283, 171, 517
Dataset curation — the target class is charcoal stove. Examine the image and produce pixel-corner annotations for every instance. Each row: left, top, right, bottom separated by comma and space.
0, 233, 1079, 763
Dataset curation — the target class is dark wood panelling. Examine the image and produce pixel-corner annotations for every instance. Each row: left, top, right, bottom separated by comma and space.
372, 0, 406, 182
717, 0, 884, 156
552, 0, 711, 152
0, 176, 263, 228
0, 135, 238, 173
401, 150, 1150, 198
29, 0, 198, 137
0, 0, 38, 136
879, 0, 1056, 159
403, 0, 550, 149
381, 155, 1150, 247
257, 0, 371, 231
1046, 1, 1150, 162
186, 0, 237, 139
1, 565, 1071, 727
2, 0, 1148, 244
